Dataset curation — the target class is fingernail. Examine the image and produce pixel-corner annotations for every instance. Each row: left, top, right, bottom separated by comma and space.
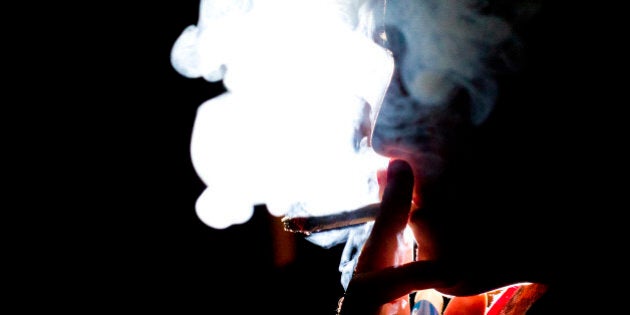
412, 300, 440, 315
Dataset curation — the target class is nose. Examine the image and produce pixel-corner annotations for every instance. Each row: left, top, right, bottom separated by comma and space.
371, 75, 473, 187
370, 21, 475, 188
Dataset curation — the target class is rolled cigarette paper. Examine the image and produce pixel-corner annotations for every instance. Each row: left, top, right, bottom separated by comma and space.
281, 203, 381, 235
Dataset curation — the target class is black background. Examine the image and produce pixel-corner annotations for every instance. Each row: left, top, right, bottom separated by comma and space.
11, 2, 348, 313
19, 1, 621, 313
95, 2, 346, 313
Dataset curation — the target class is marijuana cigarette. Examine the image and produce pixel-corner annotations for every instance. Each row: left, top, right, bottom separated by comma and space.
282, 203, 381, 235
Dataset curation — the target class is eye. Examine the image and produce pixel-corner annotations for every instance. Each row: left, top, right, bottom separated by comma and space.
380, 24, 407, 60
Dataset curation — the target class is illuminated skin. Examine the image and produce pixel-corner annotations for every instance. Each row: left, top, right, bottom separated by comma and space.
337, 160, 551, 315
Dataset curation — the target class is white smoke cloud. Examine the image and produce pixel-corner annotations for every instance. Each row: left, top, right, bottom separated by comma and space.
383, 0, 513, 123
172, 0, 532, 290
171, 0, 393, 229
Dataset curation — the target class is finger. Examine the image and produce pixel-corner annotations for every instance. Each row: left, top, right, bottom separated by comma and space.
341, 260, 455, 315
443, 294, 487, 315
380, 159, 415, 223
339, 160, 415, 315
355, 159, 415, 273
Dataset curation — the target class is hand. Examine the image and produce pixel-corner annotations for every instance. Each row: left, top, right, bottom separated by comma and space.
337, 159, 548, 315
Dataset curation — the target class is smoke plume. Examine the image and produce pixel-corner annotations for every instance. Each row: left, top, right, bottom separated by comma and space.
171, 0, 393, 229
172, 0, 536, 290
